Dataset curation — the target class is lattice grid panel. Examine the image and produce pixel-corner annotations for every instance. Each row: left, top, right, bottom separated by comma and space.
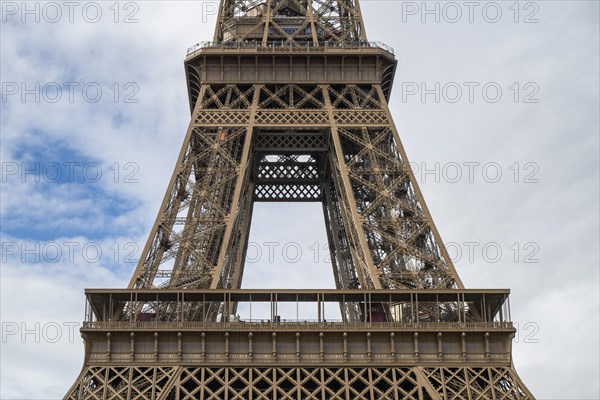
254, 133, 326, 150
67, 366, 533, 399
66, 367, 177, 400
254, 184, 322, 201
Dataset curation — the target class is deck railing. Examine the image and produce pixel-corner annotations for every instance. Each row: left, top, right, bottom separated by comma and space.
186, 40, 394, 56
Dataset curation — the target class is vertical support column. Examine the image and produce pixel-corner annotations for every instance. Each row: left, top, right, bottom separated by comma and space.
153, 332, 159, 361
320, 367, 326, 399
374, 85, 464, 289
225, 332, 230, 360
130, 332, 135, 361
211, 86, 260, 289
248, 332, 254, 360
151, 367, 157, 400
317, 293, 321, 322
225, 368, 230, 400
126, 367, 133, 400
322, 185, 347, 287
322, 84, 382, 289
464, 368, 473, 400
200, 368, 206, 400
261, 0, 273, 45
128, 85, 208, 288
353, 0, 368, 41
177, 332, 183, 361
391, 367, 399, 400
319, 332, 324, 362
413, 332, 419, 360
368, 367, 374, 399
105, 332, 111, 361
488, 368, 498, 400
228, 179, 256, 297
297, 368, 302, 400
344, 367, 351, 400
306, 0, 319, 43
366, 332, 372, 361
102, 367, 110, 400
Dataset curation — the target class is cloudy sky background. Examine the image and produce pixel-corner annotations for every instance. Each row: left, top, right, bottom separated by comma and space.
1, 0, 598, 398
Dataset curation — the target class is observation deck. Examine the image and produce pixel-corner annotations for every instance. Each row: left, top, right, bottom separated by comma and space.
80, 289, 516, 367
183, 40, 397, 112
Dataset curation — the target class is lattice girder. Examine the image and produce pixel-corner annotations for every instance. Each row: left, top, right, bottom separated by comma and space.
66, 366, 533, 400
65, 367, 176, 400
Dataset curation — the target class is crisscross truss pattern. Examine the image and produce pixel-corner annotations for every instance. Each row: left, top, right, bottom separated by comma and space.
215, 0, 367, 45
65, 366, 175, 400
336, 125, 455, 290
128, 82, 461, 320
254, 153, 324, 202
131, 122, 250, 298
66, 366, 533, 400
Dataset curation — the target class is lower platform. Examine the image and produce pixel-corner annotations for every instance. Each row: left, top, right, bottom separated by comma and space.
65, 289, 534, 399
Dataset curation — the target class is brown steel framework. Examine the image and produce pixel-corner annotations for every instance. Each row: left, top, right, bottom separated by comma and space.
65, 0, 534, 398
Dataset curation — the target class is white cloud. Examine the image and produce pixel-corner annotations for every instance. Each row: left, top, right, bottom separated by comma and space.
1, 249, 127, 397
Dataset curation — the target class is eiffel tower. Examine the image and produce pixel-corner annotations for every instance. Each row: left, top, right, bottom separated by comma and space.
65, 0, 534, 398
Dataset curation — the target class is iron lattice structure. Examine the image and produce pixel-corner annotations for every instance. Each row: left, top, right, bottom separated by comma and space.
65, 0, 534, 398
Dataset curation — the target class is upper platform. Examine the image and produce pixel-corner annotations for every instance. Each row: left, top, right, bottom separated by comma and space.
186, 40, 394, 57
184, 40, 397, 112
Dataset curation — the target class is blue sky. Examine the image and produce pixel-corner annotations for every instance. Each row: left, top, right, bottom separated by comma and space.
1, 1, 599, 398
